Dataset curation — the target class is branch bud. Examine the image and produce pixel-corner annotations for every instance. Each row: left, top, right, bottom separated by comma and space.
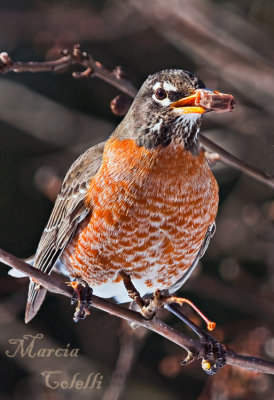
0, 52, 12, 70
110, 95, 132, 116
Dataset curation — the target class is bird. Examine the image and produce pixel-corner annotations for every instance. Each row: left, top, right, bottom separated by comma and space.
23, 69, 234, 328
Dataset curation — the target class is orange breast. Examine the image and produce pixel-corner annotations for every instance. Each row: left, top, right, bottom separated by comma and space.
63, 137, 218, 296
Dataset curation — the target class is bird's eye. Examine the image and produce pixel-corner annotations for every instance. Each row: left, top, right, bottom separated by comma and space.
155, 88, 167, 100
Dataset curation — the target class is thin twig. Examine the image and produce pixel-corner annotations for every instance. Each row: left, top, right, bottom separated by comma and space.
0, 248, 274, 375
1, 45, 273, 189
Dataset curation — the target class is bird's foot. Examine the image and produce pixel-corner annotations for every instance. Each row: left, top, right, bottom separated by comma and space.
67, 278, 93, 322
165, 304, 226, 374
180, 349, 199, 366
30, 277, 43, 291
178, 333, 226, 374
200, 331, 227, 375
140, 289, 166, 319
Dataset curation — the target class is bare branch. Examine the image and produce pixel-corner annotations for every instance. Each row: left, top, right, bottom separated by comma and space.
200, 136, 274, 188
0, 45, 137, 98
1, 248, 274, 375
102, 321, 148, 400
1, 45, 273, 189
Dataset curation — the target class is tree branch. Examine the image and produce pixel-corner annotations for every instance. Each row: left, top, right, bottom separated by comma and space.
1, 248, 274, 375
200, 136, 274, 188
0, 45, 137, 98
1, 45, 273, 189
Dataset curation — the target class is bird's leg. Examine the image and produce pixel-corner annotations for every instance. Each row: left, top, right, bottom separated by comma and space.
118, 270, 156, 319
139, 289, 217, 330
67, 277, 93, 322
118, 270, 217, 328
165, 303, 227, 375
118, 272, 225, 372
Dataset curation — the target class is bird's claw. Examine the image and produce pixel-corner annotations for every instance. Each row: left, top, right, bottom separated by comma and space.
180, 349, 198, 366
68, 278, 93, 322
201, 333, 226, 375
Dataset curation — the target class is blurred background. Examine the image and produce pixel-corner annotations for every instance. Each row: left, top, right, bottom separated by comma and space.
0, 0, 274, 399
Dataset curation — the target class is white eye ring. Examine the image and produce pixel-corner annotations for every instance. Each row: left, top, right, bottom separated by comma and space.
152, 94, 172, 107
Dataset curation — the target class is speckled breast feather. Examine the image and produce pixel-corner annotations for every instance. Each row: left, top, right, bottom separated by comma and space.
62, 137, 218, 302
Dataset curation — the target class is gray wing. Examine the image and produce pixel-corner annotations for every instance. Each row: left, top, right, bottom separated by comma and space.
25, 141, 105, 323
168, 223, 216, 294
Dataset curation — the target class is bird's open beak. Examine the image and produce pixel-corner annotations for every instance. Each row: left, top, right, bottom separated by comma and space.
170, 89, 235, 114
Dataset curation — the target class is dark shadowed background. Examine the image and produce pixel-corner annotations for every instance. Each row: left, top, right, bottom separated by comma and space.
0, 0, 274, 399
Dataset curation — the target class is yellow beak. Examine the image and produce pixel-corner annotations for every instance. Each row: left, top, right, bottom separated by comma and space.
170, 90, 206, 114
170, 89, 235, 114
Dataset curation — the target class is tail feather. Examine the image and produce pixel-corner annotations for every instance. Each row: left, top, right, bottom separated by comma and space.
24, 259, 68, 323
25, 281, 47, 323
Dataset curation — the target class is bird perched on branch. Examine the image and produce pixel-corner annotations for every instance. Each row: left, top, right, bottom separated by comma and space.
19, 69, 234, 371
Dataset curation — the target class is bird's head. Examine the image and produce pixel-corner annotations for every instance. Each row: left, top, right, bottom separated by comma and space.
117, 69, 235, 155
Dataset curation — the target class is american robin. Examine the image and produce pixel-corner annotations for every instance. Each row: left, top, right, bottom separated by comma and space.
24, 69, 234, 330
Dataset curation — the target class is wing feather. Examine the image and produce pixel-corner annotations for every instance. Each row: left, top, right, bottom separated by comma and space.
25, 141, 105, 323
